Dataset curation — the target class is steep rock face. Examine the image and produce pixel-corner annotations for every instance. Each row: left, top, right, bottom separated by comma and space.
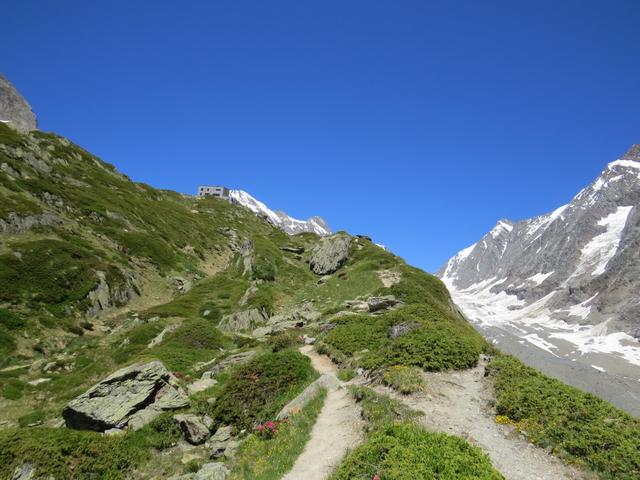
0, 74, 37, 131
229, 190, 330, 236
309, 234, 351, 275
437, 144, 640, 365
62, 361, 189, 432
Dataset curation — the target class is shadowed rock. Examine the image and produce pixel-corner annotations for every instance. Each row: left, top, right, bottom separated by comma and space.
62, 360, 189, 432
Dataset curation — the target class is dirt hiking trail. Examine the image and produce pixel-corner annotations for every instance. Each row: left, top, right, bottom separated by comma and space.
282, 345, 363, 480
373, 358, 589, 480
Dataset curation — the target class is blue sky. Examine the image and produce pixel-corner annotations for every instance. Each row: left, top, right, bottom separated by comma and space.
3, 0, 640, 272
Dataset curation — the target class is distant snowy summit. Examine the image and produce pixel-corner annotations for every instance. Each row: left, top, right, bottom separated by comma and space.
229, 190, 330, 236
438, 144, 640, 366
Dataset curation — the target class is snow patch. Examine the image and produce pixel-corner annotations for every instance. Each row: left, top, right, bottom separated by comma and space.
575, 206, 633, 277
526, 271, 553, 286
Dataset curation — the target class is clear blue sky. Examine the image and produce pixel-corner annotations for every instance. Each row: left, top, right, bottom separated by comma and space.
4, 1, 640, 272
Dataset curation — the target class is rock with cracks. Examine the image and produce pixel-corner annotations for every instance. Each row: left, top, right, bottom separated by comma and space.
218, 308, 267, 333
174, 414, 211, 445
62, 360, 189, 432
309, 234, 351, 275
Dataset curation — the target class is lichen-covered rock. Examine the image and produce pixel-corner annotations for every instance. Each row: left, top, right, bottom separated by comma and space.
62, 360, 189, 432
174, 414, 211, 445
199, 351, 257, 377
309, 234, 351, 275
0, 74, 37, 131
367, 295, 399, 312
218, 309, 266, 332
85, 270, 140, 316
194, 462, 229, 480
0, 212, 62, 234
388, 322, 420, 339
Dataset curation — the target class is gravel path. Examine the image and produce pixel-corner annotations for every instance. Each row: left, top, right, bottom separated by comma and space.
282, 345, 363, 480
373, 359, 589, 480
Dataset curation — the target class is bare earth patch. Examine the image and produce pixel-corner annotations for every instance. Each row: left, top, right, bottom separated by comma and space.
377, 269, 401, 288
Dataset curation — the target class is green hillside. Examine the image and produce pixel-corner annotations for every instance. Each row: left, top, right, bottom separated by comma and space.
0, 122, 637, 480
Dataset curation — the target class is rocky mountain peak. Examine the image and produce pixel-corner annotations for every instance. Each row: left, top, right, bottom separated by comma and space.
229, 189, 331, 236
0, 74, 37, 131
621, 144, 640, 162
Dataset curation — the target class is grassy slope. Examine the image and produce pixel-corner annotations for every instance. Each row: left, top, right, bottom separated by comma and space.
489, 355, 640, 480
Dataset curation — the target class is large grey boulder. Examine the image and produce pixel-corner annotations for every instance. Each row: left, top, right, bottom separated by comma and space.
0, 74, 37, 131
218, 309, 266, 333
63, 360, 189, 432
309, 234, 351, 275
174, 414, 211, 445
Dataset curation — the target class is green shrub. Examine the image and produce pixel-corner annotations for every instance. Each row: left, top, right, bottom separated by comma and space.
0, 428, 144, 479
229, 389, 326, 480
489, 355, 640, 480
0, 309, 25, 329
323, 305, 482, 371
383, 366, 426, 394
252, 261, 276, 282
330, 424, 504, 480
269, 330, 303, 352
126, 412, 182, 450
209, 351, 317, 430
148, 320, 231, 372
0, 327, 17, 361
337, 368, 356, 382
0, 239, 104, 312
349, 387, 422, 430
2, 378, 28, 400
18, 410, 46, 427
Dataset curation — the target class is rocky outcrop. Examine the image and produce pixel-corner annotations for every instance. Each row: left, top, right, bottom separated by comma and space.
281, 245, 305, 254
253, 303, 321, 337
238, 239, 253, 275
0, 74, 37, 131
207, 425, 236, 459
85, 270, 140, 316
63, 361, 189, 432
174, 414, 211, 445
366, 295, 400, 312
198, 351, 257, 377
309, 234, 352, 275
218, 308, 267, 333
0, 212, 62, 234
343, 295, 400, 313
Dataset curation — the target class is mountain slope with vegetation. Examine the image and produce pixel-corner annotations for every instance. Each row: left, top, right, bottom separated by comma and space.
0, 115, 638, 479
